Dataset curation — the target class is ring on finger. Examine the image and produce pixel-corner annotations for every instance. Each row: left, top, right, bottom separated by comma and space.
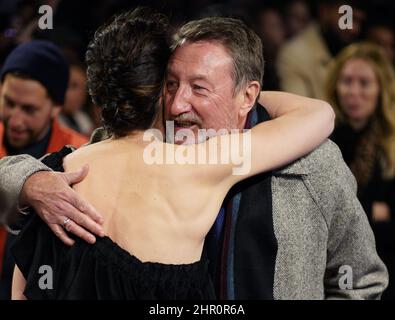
63, 218, 72, 230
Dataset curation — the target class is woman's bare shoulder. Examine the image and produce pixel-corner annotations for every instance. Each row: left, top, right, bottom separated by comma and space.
63, 139, 113, 172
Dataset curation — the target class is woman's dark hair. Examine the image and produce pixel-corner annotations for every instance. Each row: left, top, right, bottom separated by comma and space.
86, 7, 170, 137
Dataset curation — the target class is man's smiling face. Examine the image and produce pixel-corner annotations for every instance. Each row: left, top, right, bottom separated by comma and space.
164, 40, 247, 143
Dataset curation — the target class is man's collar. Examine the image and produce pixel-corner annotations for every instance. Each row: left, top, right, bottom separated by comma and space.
247, 104, 308, 177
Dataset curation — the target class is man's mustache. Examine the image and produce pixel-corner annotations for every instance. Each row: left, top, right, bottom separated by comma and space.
170, 113, 203, 127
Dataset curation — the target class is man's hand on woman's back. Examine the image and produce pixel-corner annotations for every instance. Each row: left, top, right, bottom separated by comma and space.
20, 166, 105, 245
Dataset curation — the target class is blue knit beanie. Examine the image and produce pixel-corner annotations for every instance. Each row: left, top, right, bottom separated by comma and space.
0, 40, 69, 105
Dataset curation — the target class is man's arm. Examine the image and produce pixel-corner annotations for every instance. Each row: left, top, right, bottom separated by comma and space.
0, 127, 108, 245
305, 140, 389, 299
0, 154, 49, 224
324, 198, 389, 299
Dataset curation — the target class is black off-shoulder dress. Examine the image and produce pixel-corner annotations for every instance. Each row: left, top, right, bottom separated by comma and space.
11, 147, 215, 300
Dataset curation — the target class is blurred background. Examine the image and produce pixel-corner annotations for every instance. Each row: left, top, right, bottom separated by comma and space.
1, 0, 394, 133
0, 0, 395, 300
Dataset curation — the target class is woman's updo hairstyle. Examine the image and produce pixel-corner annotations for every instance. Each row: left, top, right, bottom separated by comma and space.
86, 7, 171, 137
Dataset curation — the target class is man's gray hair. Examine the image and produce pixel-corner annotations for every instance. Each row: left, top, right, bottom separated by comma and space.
172, 17, 264, 94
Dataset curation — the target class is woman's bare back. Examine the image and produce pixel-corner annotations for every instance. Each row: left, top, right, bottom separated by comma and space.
63, 135, 228, 264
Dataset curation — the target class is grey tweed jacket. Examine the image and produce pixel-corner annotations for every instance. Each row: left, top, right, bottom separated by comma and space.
0, 129, 389, 299
269, 139, 388, 299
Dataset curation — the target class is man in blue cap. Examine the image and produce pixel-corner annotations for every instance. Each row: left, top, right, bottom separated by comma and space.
0, 40, 87, 299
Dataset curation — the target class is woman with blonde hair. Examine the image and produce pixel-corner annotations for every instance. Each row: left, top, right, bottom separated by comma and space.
326, 42, 395, 299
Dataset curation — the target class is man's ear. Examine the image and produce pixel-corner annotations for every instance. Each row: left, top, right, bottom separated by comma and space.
238, 81, 261, 118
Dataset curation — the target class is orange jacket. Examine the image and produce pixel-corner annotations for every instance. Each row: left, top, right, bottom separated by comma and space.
0, 119, 88, 273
